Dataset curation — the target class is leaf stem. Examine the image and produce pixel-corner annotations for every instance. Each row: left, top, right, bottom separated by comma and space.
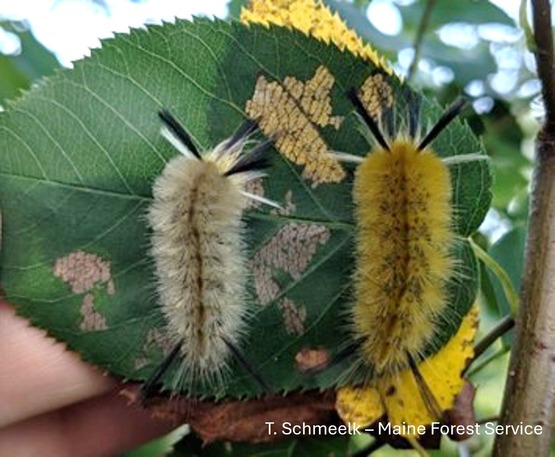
469, 238, 520, 315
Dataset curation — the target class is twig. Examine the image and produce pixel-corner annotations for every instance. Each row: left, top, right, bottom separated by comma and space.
466, 345, 509, 378
472, 315, 514, 363
407, 0, 437, 81
531, 0, 555, 129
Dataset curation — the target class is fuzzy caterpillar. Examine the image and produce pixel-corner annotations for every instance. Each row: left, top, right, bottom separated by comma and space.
143, 110, 276, 396
343, 93, 485, 381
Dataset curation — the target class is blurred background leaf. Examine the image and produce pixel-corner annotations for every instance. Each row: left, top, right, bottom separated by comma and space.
0, 21, 59, 102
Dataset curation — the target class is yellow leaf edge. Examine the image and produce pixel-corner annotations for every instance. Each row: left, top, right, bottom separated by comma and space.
240, 0, 392, 75
336, 304, 479, 437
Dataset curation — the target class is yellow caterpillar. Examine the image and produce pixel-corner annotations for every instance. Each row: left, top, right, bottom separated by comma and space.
340, 92, 483, 381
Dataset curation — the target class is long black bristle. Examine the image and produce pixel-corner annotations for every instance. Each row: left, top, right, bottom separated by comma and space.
226, 119, 258, 149
223, 337, 271, 392
384, 107, 395, 140
139, 342, 181, 401
348, 89, 390, 151
224, 139, 273, 177
159, 110, 202, 159
406, 90, 422, 139
418, 97, 466, 151
407, 353, 443, 421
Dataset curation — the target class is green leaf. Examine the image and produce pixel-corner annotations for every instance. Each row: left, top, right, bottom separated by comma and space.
227, 0, 250, 19
399, 0, 514, 30
325, 0, 504, 84
481, 101, 531, 213
10, 28, 60, 81
471, 238, 519, 316
122, 426, 187, 457
0, 19, 491, 398
484, 227, 526, 319
0, 55, 30, 102
0, 22, 60, 103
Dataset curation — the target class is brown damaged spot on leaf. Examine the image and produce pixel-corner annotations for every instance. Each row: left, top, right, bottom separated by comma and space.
270, 189, 296, 216
295, 347, 329, 373
252, 221, 331, 306
134, 357, 149, 371
358, 73, 394, 120
53, 251, 114, 332
245, 178, 265, 210
278, 297, 307, 335
251, 265, 280, 306
245, 65, 345, 186
126, 387, 336, 444
53, 250, 115, 295
79, 293, 107, 332
257, 223, 331, 281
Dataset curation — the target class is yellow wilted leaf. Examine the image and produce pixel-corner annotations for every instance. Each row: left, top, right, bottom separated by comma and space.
336, 305, 479, 437
241, 0, 391, 74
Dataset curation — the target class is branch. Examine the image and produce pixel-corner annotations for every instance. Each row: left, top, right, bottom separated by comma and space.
407, 0, 437, 82
532, 0, 555, 128
471, 315, 514, 363
494, 1, 555, 455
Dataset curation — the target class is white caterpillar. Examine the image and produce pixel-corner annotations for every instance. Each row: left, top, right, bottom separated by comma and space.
143, 110, 276, 395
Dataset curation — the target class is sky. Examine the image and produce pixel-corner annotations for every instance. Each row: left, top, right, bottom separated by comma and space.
0, 0, 229, 66
0, 0, 522, 67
